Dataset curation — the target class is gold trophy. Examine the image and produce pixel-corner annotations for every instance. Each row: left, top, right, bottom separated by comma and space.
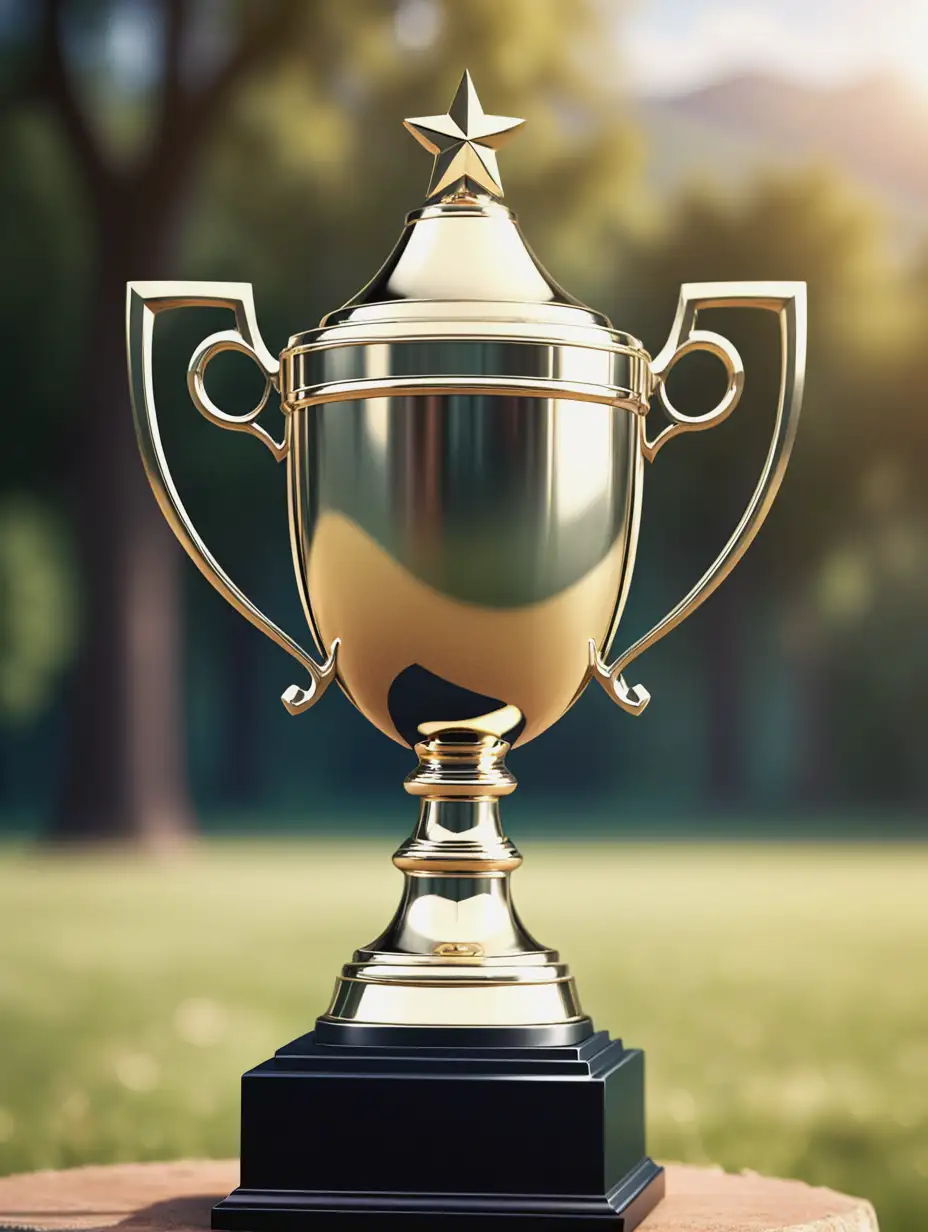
128, 73, 805, 1231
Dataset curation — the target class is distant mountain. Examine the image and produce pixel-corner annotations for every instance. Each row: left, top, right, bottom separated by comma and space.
633, 73, 928, 224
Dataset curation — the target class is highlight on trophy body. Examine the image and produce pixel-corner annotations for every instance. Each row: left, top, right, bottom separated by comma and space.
127, 71, 805, 1230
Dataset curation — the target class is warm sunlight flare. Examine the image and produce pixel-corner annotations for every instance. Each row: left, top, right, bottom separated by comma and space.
625, 0, 928, 98
890, 5, 928, 97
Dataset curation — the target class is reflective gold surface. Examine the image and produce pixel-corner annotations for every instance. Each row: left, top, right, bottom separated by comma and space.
125, 76, 806, 1031
290, 404, 638, 748
322, 742, 586, 1030
404, 69, 524, 202
402, 736, 517, 808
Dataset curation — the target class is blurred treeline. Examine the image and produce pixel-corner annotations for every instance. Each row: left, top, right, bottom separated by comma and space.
1, 0, 927, 841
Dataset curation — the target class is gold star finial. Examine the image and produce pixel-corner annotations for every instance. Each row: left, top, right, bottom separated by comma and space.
404, 70, 525, 203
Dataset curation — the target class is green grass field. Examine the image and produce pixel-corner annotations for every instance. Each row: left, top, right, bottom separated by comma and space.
0, 841, 925, 1229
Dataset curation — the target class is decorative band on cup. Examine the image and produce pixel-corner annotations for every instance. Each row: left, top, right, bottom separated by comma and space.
281, 337, 653, 412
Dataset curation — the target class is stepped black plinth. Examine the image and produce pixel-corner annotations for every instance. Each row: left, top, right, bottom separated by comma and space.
212, 1024, 664, 1230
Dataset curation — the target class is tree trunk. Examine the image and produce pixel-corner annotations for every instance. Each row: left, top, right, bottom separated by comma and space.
704, 592, 745, 807
48, 218, 194, 846
794, 635, 830, 807
36, 0, 309, 845
223, 602, 261, 809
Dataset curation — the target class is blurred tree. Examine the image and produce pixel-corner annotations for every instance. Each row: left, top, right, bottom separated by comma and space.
0, 0, 640, 839
0, 498, 78, 730
9, 1, 919, 828
3, 0, 307, 842
618, 171, 912, 805
812, 239, 928, 807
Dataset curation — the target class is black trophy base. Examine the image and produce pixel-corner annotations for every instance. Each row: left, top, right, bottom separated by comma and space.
212, 1025, 664, 1230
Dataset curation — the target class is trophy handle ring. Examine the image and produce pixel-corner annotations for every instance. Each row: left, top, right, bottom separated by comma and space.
591, 280, 807, 715
187, 329, 287, 461
126, 281, 339, 716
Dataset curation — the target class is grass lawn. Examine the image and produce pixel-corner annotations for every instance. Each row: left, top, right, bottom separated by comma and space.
0, 840, 925, 1229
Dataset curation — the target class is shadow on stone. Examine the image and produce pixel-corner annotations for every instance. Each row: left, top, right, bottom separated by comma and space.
117, 1193, 223, 1230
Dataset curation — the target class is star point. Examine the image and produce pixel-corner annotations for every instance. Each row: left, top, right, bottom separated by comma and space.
404, 70, 525, 202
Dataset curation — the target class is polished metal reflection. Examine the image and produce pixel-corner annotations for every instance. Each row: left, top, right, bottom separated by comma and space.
126, 74, 806, 1033
289, 391, 638, 747
404, 69, 524, 203
317, 736, 586, 1030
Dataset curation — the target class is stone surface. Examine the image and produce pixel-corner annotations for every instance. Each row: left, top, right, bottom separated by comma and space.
0, 1161, 878, 1232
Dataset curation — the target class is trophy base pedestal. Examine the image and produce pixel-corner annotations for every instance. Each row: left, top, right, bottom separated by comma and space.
212, 1027, 664, 1231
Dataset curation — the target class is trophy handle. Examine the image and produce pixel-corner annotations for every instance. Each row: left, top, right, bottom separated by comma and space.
126, 281, 338, 716
591, 281, 806, 715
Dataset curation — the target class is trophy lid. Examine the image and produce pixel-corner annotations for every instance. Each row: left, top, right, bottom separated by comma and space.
281, 72, 652, 414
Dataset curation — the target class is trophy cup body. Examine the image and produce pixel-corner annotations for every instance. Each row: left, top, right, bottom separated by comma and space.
127, 74, 806, 1229
290, 379, 637, 753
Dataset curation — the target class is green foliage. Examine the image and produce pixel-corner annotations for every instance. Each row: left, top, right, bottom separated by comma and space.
623, 168, 899, 554
0, 112, 90, 484
0, 840, 924, 1231
0, 114, 87, 729
622, 166, 928, 568
0, 497, 78, 725
613, 171, 928, 802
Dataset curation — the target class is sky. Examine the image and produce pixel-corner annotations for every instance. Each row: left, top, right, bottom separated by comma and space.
622, 0, 928, 96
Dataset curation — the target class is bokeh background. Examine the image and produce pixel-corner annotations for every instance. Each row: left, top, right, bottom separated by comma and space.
0, 0, 926, 1227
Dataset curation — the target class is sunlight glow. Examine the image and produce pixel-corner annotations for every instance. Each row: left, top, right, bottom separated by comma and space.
623, 0, 928, 98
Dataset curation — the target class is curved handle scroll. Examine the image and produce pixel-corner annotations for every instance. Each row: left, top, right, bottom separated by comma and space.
592, 281, 806, 715
126, 281, 338, 715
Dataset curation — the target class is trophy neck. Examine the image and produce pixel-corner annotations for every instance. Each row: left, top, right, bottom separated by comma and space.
398, 734, 519, 872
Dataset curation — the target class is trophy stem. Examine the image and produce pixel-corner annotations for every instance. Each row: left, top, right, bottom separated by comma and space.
395, 733, 521, 874
315, 734, 590, 1044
